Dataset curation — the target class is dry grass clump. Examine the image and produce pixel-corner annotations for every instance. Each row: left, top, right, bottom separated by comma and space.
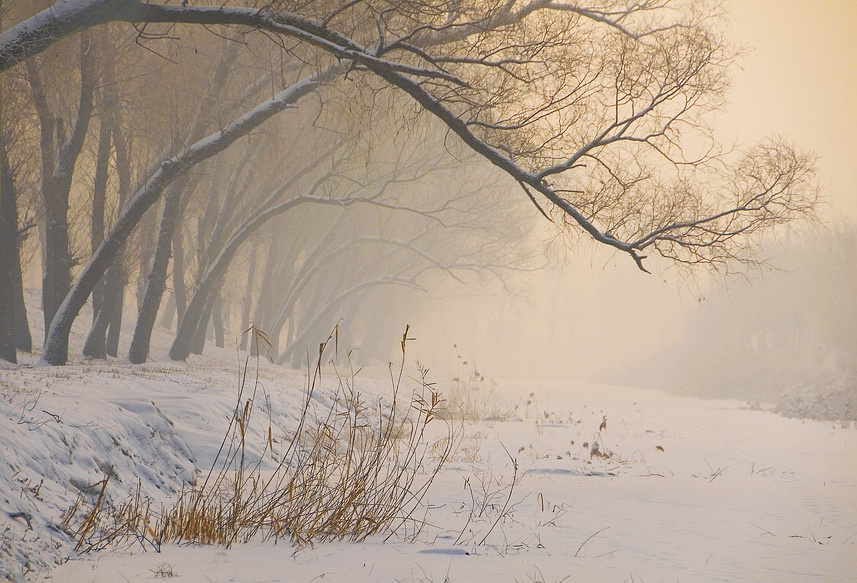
65, 327, 452, 551
62, 472, 152, 552
776, 379, 856, 425
439, 356, 513, 422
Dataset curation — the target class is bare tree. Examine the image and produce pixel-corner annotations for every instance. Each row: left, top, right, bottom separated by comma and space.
24, 32, 96, 337
168, 144, 502, 361
1, 1, 818, 365
0, 34, 36, 358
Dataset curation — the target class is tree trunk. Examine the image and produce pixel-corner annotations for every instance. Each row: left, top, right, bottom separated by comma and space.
190, 293, 216, 355
159, 293, 176, 330
128, 179, 188, 363
83, 48, 129, 358
250, 238, 281, 355
11, 234, 32, 353
42, 190, 72, 336
238, 240, 257, 350
26, 34, 96, 340
212, 293, 224, 349
90, 106, 112, 319
172, 221, 186, 323
102, 100, 131, 358
0, 3, 32, 356
168, 194, 322, 361
0, 94, 15, 362
103, 264, 124, 357
82, 257, 122, 359
276, 277, 421, 366
129, 38, 240, 363
136, 201, 158, 310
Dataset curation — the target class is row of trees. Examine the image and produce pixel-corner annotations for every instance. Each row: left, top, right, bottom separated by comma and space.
0, 0, 818, 366
635, 223, 857, 400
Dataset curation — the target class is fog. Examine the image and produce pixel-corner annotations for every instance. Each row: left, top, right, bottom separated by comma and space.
4, 5, 857, 581
3, 1, 854, 405
396, 0, 857, 401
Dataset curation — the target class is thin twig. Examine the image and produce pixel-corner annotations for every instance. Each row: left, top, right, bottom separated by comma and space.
574, 526, 610, 557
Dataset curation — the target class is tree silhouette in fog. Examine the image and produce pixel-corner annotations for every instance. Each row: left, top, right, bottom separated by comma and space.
0, 1, 818, 365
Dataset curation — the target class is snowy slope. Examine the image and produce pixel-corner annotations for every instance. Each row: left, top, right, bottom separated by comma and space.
2, 353, 854, 582
0, 355, 317, 579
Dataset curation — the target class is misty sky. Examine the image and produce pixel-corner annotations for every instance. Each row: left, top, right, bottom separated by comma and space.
724, 0, 857, 219
410, 1, 857, 385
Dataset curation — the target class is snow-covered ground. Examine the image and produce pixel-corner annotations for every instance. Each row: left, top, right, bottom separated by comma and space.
2, 345, 854, 582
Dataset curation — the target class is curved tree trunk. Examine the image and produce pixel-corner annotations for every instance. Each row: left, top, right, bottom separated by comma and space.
190, 291, 217, 355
